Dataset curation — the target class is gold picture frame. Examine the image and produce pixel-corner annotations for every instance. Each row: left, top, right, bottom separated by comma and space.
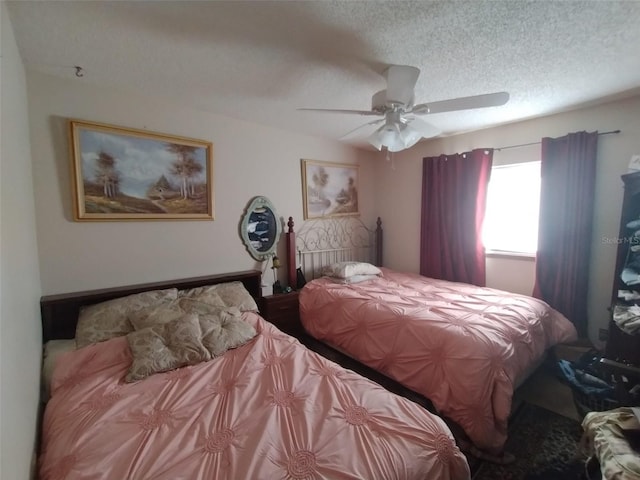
69, 119, 214, 221
301, 159, 359, 219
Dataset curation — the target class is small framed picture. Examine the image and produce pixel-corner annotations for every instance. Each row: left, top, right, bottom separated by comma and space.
301, 159, 359, 219
69, 119, 214, 221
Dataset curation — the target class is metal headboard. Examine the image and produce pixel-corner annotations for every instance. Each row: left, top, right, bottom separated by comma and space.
285, 217, 383, 286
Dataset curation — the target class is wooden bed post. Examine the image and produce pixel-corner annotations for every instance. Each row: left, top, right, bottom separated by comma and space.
375, 217, 383, 267
285, 216, 297, 289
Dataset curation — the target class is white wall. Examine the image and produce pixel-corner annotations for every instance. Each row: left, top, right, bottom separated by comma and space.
373, 95, 640, 345
485, 255, 536, 296
0, 2, 43, 478
27, 72, 376, 295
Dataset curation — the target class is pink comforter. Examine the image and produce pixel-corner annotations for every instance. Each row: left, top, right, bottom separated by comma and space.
40, 312, 470, 480
300, 269, 577, 453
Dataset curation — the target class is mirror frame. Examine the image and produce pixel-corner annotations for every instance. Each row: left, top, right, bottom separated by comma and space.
240, 196, 283, 261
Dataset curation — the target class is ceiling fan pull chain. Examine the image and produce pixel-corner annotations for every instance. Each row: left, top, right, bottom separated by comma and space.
384, 150, 396, 170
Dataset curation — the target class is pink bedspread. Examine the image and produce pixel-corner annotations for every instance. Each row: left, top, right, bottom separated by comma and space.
40, 312, 470, 480
300, 269, 577, 453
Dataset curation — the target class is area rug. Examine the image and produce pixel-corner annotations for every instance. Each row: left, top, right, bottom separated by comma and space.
470, 402, 589, 480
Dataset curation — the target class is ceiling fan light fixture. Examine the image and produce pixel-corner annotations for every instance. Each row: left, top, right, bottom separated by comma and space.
367, 130, 383, 151
368, 122, 415, 152
379, 123, 400, 145
386, 137, 407, 152
399, 126, 422, 149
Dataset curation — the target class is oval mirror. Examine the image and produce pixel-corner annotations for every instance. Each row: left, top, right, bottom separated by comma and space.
240, 196, 282, 261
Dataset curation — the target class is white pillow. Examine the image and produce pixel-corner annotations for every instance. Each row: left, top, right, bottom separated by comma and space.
42, 339, 76, 401
321, 261, 381, 279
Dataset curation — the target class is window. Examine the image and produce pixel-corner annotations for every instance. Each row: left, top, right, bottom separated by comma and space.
482, 162, 541, 255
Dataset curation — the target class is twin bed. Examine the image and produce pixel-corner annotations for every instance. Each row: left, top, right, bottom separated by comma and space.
39, 270, 470, 480
286, 217, 578, 455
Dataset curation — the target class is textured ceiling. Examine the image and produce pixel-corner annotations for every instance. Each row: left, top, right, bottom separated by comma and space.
7, 0, 640, 149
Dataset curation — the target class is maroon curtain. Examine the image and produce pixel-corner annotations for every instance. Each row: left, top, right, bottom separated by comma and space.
420, 149, 493, 286
533, 131, 598, 337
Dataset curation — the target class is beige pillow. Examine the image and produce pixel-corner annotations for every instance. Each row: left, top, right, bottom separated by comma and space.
178, 281, 258, 312
321, 261, 381, 279
176, 297, 228, 316
198, 309, 257, 357
76, 289, 178, 348
128, 302, 185, 331
125, 314, 210, 383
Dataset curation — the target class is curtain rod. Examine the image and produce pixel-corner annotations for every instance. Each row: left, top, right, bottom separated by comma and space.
494, 129, 621, 152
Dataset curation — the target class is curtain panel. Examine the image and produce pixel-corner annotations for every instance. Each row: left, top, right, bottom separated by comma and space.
533, 131, 598, 337
420, 149, 493, 286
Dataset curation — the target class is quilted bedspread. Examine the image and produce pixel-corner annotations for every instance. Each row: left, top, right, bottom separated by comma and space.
40, 312, 470, 480
299, 269, 578, 453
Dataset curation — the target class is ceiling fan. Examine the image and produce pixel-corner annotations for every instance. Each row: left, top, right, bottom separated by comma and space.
298, 65, 510, 152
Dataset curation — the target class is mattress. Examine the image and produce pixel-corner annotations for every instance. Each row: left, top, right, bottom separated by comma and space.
299, 268, 578, 453
39, 312, 470, 480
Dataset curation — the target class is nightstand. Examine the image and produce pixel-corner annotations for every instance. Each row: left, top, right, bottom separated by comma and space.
259, 291, 303, 337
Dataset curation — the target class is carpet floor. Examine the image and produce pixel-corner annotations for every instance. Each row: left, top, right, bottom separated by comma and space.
469, 402, 589, 480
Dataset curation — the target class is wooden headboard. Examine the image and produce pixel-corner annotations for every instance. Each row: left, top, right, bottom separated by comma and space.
40, 270, 262, 343
285, 217, 383, 287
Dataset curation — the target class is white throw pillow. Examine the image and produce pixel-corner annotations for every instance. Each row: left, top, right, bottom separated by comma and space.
321, 261, 381, 279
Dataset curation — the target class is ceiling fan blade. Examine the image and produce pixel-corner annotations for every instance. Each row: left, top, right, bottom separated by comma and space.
384, 65, 420, 106
411, 91, 510, 115
340, 119, 385, 140
297, 108, 383, 116
404, 117, 441, 139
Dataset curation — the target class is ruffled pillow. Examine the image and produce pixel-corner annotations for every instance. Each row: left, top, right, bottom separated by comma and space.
125, 308, 257, 382
128, 302, 185, 331
198, 309, 257, 357
178, 281, 258, 312
76, 288, 178, 348
125, 314, 210, 382
176, 297, 230, 316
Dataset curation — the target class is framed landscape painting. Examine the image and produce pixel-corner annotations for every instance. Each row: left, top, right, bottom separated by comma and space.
69, 120, 214, 221
301, 159, 359, 219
